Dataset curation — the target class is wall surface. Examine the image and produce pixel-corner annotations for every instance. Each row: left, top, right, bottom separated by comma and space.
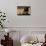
0, 0, 46, 46
0, 0, 46, 27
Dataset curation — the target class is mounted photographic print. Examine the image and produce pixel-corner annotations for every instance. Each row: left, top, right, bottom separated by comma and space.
17, 6, 31, 16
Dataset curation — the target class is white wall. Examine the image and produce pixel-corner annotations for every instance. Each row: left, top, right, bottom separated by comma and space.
0, 1, 46, 46
0, 0, 46, 27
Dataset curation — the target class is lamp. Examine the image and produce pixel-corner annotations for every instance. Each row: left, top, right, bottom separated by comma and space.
5, 29, 9, 33
5, 29, 10, 37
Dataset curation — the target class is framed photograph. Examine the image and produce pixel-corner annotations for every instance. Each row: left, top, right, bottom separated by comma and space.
17, 6, 31, 16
